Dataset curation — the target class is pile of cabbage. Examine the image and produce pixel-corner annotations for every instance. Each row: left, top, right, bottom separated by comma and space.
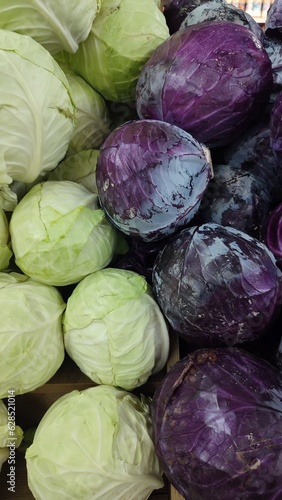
1, 0, 282, 499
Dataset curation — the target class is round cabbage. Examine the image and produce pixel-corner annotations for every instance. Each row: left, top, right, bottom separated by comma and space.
96, 119, 213, 242
63, 268, 170, 390
26, 385, 164, 499
0, 29, 75, 210
136, 21, 273, 148
9, 181, 117, 286
0, 272, 65, 398
152, 223, 282, 346
152, 347, 282, 499
69, 0, 170, 102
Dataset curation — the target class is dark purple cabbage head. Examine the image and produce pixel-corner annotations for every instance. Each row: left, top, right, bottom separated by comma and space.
96, 119, 212, 242
265, 0, 282, 40
152, 347, 282, 499
191, 164, 271, 239
113, 236, 169, 284
162, 0, 206, 34
262, 202, 282, 269
263, 35, 282, 92
220, 112, 282, 206
180, 0, 264, 42
276, 323, 282, 367
270, 90, 282, 167
136, 21, 273, 149
152, 223, 282, 346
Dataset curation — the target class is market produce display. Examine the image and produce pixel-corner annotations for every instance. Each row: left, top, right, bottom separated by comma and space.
0, 1, 282, 499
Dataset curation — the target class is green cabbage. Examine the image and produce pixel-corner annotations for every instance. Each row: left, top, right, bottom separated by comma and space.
48, 150, 100, 194
0, 272, 65, 399
0, 29, 75, 210
0, 208, 12, 271
0, 0, 100, 55
63, 268, 170, 390
63, 73, 111, 155
9, 180, 118, 286
68, 0, 170, 102
26, 386, 164, 499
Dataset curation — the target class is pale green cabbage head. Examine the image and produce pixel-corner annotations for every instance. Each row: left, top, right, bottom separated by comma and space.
26, 386, 164, 499
63, 268, 170, 390
0, 0, 100, 55
0, 29, 75, 211
69, 0, 170, 102
48, 149, 99, 194
0, 399, 23, 472
0, 208, 12, 271
9, 180, 118, 286
0, 272, 65, 399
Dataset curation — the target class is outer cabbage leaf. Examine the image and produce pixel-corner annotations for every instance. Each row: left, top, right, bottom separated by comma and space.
0, 0, 100, 55
63, 268, 170, 390
0, 272, 65, 398
0, 208, 12, 271
69, 0, 170, 102
0, 30, 75, 209
9, 181, 118, 286
26, 386, 164, 499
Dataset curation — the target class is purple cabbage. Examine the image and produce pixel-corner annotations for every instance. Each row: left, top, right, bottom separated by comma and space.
152, 223, 282, 346
263, 35, 282, 91
265, 0, 282, 40
113, 236, 169, 284
277, 321, 282, 367
180, 0, 265, 43
162, 0, 206, 34
219, 114, 282, 206
96, 119, 212, 242
136, 21, 273, 148
262, 202, 282, 269
152, 347, 282, 499
270, 90, 282, 168
191, 164, 272, 239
